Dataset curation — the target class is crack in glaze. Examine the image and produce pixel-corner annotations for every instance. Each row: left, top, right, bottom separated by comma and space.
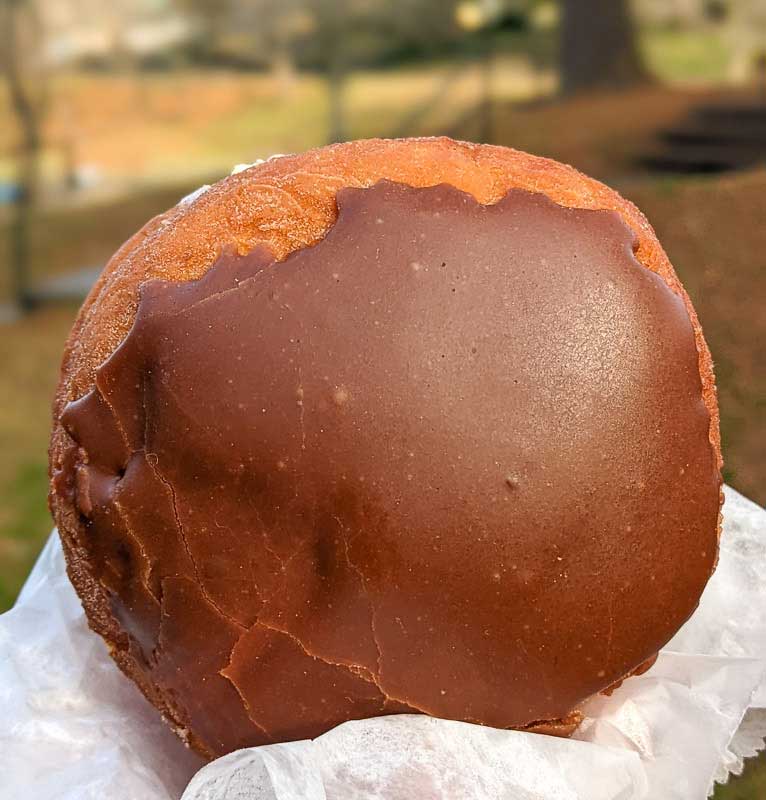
245, 495, 288, 574
256, 535, 313, 615
260, 535, 287, 573
86, 381, 160, 601
219, 617, 391, 737
65, 393, 160, 608
112, 488, 161, 605
326, 516, 428, 716
333, 513, 383, 679
153, 577, 274, 745
257, 618, 382, 689
217, 642, 275, 742
249, 492, 306, 592
221, 676, 275, 742
252, 618, 429, 714
141, 376, 246, 631
171, 262, 274, 321
93, 379, 132, 464
152, 462, 247, 632
258, 602, 432, 714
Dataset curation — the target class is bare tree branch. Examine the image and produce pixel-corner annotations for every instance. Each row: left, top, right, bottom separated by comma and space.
1, 0, 49, 311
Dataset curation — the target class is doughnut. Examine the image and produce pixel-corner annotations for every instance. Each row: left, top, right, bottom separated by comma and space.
49, 138, 722, 759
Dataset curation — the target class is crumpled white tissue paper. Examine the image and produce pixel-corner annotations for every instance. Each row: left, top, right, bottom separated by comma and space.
1, 485, 764, 800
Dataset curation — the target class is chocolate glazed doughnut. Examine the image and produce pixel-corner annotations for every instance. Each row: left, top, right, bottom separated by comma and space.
49, 138, 722, 759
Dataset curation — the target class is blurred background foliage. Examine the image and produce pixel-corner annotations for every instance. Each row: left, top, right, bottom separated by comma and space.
1, 1, 765, 792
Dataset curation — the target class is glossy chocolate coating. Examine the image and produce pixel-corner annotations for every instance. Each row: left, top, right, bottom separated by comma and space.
58, 180, 720, 754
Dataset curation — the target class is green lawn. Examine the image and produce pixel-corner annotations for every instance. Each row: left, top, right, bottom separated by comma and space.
642, 25, 732, 85
714, 753, 766, 800
0, 305, 77, 609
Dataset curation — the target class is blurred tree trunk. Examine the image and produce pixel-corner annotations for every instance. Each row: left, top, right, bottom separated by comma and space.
327, 49, 346, 144
559, 0, 650, 95
727, 1, 766, 84
311, 0, 348, 143
1, 0, 48, 312
179, 0, 229, 60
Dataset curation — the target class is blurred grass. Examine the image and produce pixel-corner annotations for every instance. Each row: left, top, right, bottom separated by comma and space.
0, 305, 79, 609
715, 756, 766, 800
641, 26, 731, 85
0, 58, 553, 190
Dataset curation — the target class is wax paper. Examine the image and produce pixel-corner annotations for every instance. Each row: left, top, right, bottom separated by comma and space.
1, 485, 764, 800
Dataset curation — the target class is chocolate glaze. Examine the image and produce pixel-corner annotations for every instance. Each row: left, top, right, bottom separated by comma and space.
59, 180, 720, 755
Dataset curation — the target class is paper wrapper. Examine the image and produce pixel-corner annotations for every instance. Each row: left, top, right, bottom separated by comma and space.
1, 485, 764, 800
